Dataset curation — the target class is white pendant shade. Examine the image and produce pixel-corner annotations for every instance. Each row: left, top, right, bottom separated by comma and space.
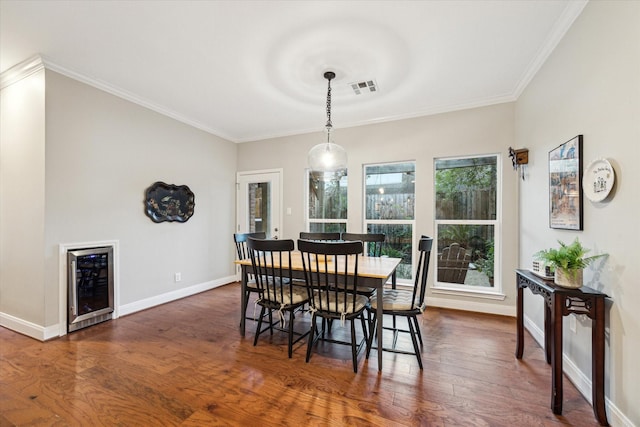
308, 141, 347, 174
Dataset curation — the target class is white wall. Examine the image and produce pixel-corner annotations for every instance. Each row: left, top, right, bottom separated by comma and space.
0, 69, 46, 326
237, 102, 518, 315
516, 1, 640, 424
0, 66, 239, 338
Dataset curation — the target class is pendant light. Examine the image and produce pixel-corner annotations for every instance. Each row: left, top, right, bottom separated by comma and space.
307, 71, 347, 179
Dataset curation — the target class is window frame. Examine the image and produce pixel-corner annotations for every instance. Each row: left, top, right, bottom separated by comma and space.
363, 161, 416, 285
433, 153, 504, 298
305, 170, 348, 233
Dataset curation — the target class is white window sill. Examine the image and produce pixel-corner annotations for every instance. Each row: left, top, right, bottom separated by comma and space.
430, 285, 506, 301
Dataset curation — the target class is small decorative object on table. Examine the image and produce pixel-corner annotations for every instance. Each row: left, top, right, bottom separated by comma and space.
144, 181, 195, 223
534, 238, 606, 288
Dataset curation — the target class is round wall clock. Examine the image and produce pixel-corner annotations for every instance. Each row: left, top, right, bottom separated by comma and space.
583, 158, 615, 202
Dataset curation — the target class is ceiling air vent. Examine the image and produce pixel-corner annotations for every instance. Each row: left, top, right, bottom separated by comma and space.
349, 79, 378, 95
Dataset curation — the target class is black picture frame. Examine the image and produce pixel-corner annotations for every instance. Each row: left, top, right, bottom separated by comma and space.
144, 181, 195, 223
549, 135, 583, 230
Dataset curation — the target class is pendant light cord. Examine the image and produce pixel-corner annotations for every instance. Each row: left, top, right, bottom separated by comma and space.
324, 71, 335, 142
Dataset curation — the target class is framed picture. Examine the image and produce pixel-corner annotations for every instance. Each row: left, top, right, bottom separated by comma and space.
549, 135, 583, 230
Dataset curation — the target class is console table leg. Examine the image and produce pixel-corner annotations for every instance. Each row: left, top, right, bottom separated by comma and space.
516, 285, 524, 359
551, 293, 563, 415
544, 303, 552, 364
592, 298, 609, 426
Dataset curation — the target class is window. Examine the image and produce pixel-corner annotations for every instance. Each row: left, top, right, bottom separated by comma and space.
364, 162, 415, 281
306, 172, 347, 233
434, 155, 500, 293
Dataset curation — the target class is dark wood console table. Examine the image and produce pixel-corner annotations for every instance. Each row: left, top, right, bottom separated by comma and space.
515, 269, 609, 426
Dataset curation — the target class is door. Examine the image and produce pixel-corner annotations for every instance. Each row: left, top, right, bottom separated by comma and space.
236, 169, 283, 239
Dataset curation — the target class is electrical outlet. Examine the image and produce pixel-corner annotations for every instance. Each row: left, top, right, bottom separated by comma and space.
569, 315, 576, 333
174, 272, 182, 282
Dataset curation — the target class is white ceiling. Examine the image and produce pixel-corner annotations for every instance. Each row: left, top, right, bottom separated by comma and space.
0, 0, 586, 143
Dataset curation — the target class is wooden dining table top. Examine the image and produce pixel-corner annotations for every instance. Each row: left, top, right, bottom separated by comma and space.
235, 251, 401, 279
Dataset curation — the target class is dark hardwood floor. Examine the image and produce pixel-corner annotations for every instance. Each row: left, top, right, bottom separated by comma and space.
1, 282, 599, 426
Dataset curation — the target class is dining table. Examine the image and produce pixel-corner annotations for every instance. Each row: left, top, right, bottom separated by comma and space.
235, 251, 402, 372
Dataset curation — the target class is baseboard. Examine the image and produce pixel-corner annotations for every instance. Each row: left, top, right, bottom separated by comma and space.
117, 276, 235, 317
0, 312, 59, 341
429, 296, 516, 317
0, 276, 236, 341
523, 315, 634, 427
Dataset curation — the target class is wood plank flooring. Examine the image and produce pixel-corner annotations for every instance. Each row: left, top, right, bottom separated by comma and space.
1, 282, 600, 426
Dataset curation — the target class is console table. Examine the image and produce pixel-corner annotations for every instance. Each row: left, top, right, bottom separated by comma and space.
515, 269, 609, 426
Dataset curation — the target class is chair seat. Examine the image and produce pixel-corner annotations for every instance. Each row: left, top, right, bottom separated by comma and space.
342, 283, 376, 296
312, 293, 369, 315
250, 276, 291, 290
263, 284, 308, 306
370, 289, 425, 312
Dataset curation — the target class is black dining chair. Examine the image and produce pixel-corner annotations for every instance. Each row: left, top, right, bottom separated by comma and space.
341, 232, 385, 257
233, 232, 267, 325
299, 232, 341, 241
340, 232, 386, 297
247, 238, 309, 358
298, 239, 370, 373
366, 236, 433, 369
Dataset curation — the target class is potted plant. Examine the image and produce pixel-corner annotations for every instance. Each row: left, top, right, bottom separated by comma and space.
475, 240, 494, 285
534, 238, 606, 288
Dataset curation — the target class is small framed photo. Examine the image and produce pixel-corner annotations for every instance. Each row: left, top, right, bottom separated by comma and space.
549, 135, 583, 230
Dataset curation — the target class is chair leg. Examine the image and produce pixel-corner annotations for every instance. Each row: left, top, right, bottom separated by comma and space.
306, 314, 317, 363
253, 305, 267, 347
288, 311, 295, 359
366, 312, 376, 359
413, 316, 423, 346
360, 315, 369, 349
240, 290, 250, 327
350, 319, 358, 373
408, 315, 423, 370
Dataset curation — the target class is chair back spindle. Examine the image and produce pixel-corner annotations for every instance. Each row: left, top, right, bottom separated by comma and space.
341, 232, 385, 257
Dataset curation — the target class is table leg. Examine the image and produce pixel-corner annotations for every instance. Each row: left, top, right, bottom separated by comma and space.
377, 278, 383, 372
240, 265, 248, 337
391, 271, 397, 330
551, 293, 563, 415
516, 284, 524, 359
544, 303, 552, 364
592, 297, 609, 426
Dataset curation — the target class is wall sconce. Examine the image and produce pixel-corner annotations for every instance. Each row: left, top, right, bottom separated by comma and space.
509, 147, 529, 180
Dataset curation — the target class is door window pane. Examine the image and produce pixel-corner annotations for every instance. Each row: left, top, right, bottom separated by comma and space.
248, 182, 270, 234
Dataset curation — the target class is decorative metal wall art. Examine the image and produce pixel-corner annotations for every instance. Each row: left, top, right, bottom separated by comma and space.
549, 135, 583, 230
508, 147, 529, 180
144, 181, 195, 223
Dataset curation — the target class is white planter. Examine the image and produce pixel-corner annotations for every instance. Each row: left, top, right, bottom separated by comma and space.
554, 268, 583, 289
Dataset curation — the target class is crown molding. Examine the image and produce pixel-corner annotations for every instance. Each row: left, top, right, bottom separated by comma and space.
512, 0, 588, 98
40, 58, 237, 142
0, 54, 45, 90
1, 54, 237, 142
